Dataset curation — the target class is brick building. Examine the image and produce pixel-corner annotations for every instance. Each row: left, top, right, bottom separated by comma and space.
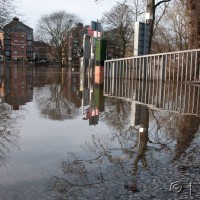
68, 23, 85, 65
68, 23, 92, 66
3, 17, 34, 61
33, 41, 52, 62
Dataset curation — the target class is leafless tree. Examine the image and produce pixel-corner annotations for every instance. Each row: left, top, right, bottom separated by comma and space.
49, 96, 200, 198
0, 0, 18, 27
0, 102, 20, 168
102, 2, 134, 57
181, 0, 200, 49
35, 11, 81, 64
34, 83, 80, 121
152, 0, 188, 52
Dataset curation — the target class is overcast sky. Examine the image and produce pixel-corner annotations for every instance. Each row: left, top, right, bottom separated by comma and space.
16, 0, 115, 31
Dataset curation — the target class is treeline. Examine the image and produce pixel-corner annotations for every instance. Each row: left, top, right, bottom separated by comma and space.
1, 0, 200, 59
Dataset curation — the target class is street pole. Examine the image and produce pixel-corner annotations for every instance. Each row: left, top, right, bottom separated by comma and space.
145, 0, 155, 54
145, 0, 171, 53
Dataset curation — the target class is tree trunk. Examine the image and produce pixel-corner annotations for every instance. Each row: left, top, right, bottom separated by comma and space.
146, 0, 155, 53
186, 0, 200, 49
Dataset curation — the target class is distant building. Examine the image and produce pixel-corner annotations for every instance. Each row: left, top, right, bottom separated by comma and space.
3, 17, 34, 61
33, 41, 53, 62
68, 23, 84, 65
68, 23, 92, 68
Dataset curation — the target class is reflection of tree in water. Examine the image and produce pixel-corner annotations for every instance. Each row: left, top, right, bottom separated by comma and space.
149, 110, 180, 147
50, 102, 200, 199
50, 132, 138, 200
173, 115, 200, 161
150, 110, 200, 160
49, 99, 140, 199
101, 98, 134, 136
0, 102, 20, 168
34, 84, 80, 120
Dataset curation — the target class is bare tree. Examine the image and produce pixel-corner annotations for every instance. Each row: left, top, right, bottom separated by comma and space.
34, 75, 81, 121
152, 0, 188, 52
35, 85, 80, 120
0, 0, 17, 27
35, 11, 81, 64
0, 102, 20, 168
181, 0, 200, 49
102, 2, 134, 57
123, 0, 146, 21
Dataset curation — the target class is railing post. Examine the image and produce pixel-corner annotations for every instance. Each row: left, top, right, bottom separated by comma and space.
104, 62, 106, 94
159, 55, 165, 81
112, 61, 115, 95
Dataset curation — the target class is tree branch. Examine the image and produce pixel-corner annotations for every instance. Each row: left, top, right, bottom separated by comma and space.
155, 0, 171, 10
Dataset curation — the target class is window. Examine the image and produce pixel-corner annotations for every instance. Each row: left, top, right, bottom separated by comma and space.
14, 45, 17, 48
21, 40, 24, 43
27, 41, 32, 45
21, 34, 24, 37
27, 35, 33, 40
14, 40, 18, 43
27, 47, 33, 51
14, 51, 17, 54
5, 51, 10, 56
4, 40, 10, 44
21, 46, 24, 49
5, 45, 11, 50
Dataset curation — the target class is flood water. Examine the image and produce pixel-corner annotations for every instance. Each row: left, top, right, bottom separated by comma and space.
0, 63, 200, 200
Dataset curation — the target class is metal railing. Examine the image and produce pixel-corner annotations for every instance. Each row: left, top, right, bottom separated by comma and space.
104, 49, 200, 83
104, 79, 200, 115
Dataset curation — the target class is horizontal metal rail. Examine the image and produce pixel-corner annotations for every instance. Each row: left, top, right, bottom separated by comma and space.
104, 79, 200, 115
104, 49, 200, 83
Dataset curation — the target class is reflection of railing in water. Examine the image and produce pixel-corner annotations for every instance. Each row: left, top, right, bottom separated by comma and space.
104, 79, 200, 115
104, 49, 200, 82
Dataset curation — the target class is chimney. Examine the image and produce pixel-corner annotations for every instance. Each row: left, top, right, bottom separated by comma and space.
13, 17, 19, 22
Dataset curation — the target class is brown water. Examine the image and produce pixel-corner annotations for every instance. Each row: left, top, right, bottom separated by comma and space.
0, 63, 199, 200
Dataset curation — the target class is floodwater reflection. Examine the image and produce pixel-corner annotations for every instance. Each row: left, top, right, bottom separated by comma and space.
0, 102, 20, 168
50, 71, 200, 199
0, 63, 199, 199
51, 100, 200, 199
33, 67, 81, 120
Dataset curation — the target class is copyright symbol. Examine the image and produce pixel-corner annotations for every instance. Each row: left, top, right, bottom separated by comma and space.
170, 181, 183, 193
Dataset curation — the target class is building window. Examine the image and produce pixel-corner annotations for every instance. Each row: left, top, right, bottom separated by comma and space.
21, 46, 24, 48
14, 40, 18, 43
5, 45, 11, 50
14, 51, 17, 54
5, 51, 10, 56
4, 40, 10, 44
27, 47, 33, 51
21, 40, 24, 43
21, 34, 25, 37
27, 41, 32, 45
27, 35, 33, 40
14, 45, 17, 48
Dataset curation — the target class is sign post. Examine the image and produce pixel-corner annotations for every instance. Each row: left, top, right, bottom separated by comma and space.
134, 22, 150, 56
